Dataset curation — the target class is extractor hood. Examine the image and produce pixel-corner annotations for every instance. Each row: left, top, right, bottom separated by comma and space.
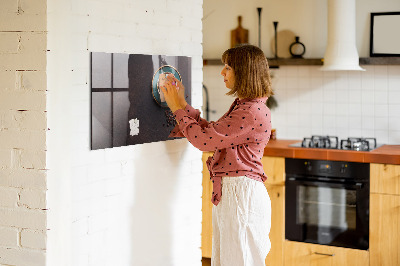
320, 0, 365, 71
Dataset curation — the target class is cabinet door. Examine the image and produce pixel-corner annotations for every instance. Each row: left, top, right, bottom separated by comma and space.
264, 184, 284, 266
261, 156, 285, 185
370, 163, 400, 195
202, 152, 213, 258
370, 193, 400, 266
284, 241, 369, 266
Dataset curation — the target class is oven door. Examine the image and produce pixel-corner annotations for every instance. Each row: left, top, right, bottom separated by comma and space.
285, 177, 369, 250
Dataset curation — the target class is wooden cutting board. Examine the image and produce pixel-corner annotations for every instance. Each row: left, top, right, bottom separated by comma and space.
231, 16, 249, 48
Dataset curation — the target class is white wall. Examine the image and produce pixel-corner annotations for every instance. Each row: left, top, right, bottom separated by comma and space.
0, 0, 48, 265
203, 0, 400, 58
47, 0, 203, 266
203, 0, 400, 145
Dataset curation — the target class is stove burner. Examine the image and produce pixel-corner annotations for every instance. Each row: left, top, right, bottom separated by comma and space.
295, 136, 378, 151
301, 135, 339, 149
340, 137, 377, 151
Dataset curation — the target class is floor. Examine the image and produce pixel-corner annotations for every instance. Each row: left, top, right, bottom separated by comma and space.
202, 257, 211, 266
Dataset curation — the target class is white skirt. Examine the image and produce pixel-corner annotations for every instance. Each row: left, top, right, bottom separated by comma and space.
212, 176, 271, 266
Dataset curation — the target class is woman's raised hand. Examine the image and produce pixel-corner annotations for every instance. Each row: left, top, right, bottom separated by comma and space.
159, 75, 186, 113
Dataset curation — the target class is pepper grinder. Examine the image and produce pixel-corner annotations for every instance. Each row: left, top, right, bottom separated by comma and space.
273, 21, 279, 58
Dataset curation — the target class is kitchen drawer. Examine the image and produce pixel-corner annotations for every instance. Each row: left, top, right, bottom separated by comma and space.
370, 163, 400, 195
284, 241, 369, 266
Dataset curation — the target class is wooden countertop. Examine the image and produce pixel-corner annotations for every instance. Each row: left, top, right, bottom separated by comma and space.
263, 139, 400, 165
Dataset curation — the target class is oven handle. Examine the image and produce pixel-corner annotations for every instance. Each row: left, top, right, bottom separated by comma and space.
286, 177, 364, 189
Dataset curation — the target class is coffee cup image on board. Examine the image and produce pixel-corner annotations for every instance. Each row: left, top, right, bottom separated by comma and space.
152, 65, 182, 107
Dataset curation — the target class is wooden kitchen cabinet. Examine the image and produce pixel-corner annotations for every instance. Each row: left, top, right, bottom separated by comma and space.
201, 154, 286, 266
370, 163, 400, 195
370, 163, 400, 266
284, 241, 369, 266
264, 184, 285, 266
202, 152, 213, 258
262, 156, 285, 266
370, 193, 400, 266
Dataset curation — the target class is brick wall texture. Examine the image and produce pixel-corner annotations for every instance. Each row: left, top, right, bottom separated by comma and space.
1, 0, 204, 265
0, 0, 48, 265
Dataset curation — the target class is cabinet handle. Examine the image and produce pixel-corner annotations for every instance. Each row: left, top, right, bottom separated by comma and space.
314, 252, 335, 257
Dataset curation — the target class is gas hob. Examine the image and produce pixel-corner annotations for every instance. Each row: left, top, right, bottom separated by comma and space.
289, 135, 382, 151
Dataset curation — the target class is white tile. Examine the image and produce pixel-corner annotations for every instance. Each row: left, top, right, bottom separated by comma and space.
361, 103, 375, 116
311, 88, 323, 101
388, 65, 400, 76
336, 115, 348, 128
361, 74, 374, 91
311, 114, 323, 129
388, 75, 400, 91
348, 116, 362, 129
388, 91, 400, 104
323, 103, 336, 115
336, 90, 349, 103
348, 90, 362, 103
285, 66, 299, 77
297, 101, 312, 114
323, 115, 336, 129
310, 67, 324, 77
389, 104, 400, 117
323, 87, 336, 103
349, 128, 362, 137
298, 77, 311, 89
348, 71, 362, 90
311, 127, 324, 136
311, 102, 324, 113
374, 65, 388, 77
374, 117, 389, 130
335, 72, 349, 90
298, 67, 311, 78
375, 104, 389, 117
361, 129, 375, 138
374, 130, 389, 144
388, 131, 400, 144
286, 77, 299, 89
361, 90, 374, 104
374, 77, 388, 91
310, 77, 324, 90
348, 103, 362, 116
388, 117, 400, 131
374, 90, 388, 104
336, 128, 349, 140
336, 103, 349, 116
362, 116, 375, 130
322, 70, 335, 78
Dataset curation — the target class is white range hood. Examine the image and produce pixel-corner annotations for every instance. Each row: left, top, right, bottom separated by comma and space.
320, 0, 365, 71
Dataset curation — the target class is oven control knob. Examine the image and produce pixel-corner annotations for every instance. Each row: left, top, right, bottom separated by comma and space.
340, 164, 347, 174
304, 161, 312, 171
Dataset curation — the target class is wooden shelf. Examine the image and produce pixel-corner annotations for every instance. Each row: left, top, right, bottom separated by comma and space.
203, 57, 400, 67
203, 58, 323, 67
359, 57, 400, 65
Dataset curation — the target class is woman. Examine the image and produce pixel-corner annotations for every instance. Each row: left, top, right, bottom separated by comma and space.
161, 44, 273, 266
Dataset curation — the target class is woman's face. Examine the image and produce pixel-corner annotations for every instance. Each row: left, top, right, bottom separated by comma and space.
220, 64, 235, 89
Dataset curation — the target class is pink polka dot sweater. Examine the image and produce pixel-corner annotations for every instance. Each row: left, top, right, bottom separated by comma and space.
169, 97, 272, 206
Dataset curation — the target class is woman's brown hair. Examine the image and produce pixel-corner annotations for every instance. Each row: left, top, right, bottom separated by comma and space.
221, 44, 273, 99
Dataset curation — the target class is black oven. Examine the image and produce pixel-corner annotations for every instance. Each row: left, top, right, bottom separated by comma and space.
285, 158, 369, 250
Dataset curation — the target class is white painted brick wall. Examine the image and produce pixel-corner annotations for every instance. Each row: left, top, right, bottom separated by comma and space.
47, 1, 203, 266
21, 229, 47, 250
0, 0, 48, 265
0, 227, 19, 247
